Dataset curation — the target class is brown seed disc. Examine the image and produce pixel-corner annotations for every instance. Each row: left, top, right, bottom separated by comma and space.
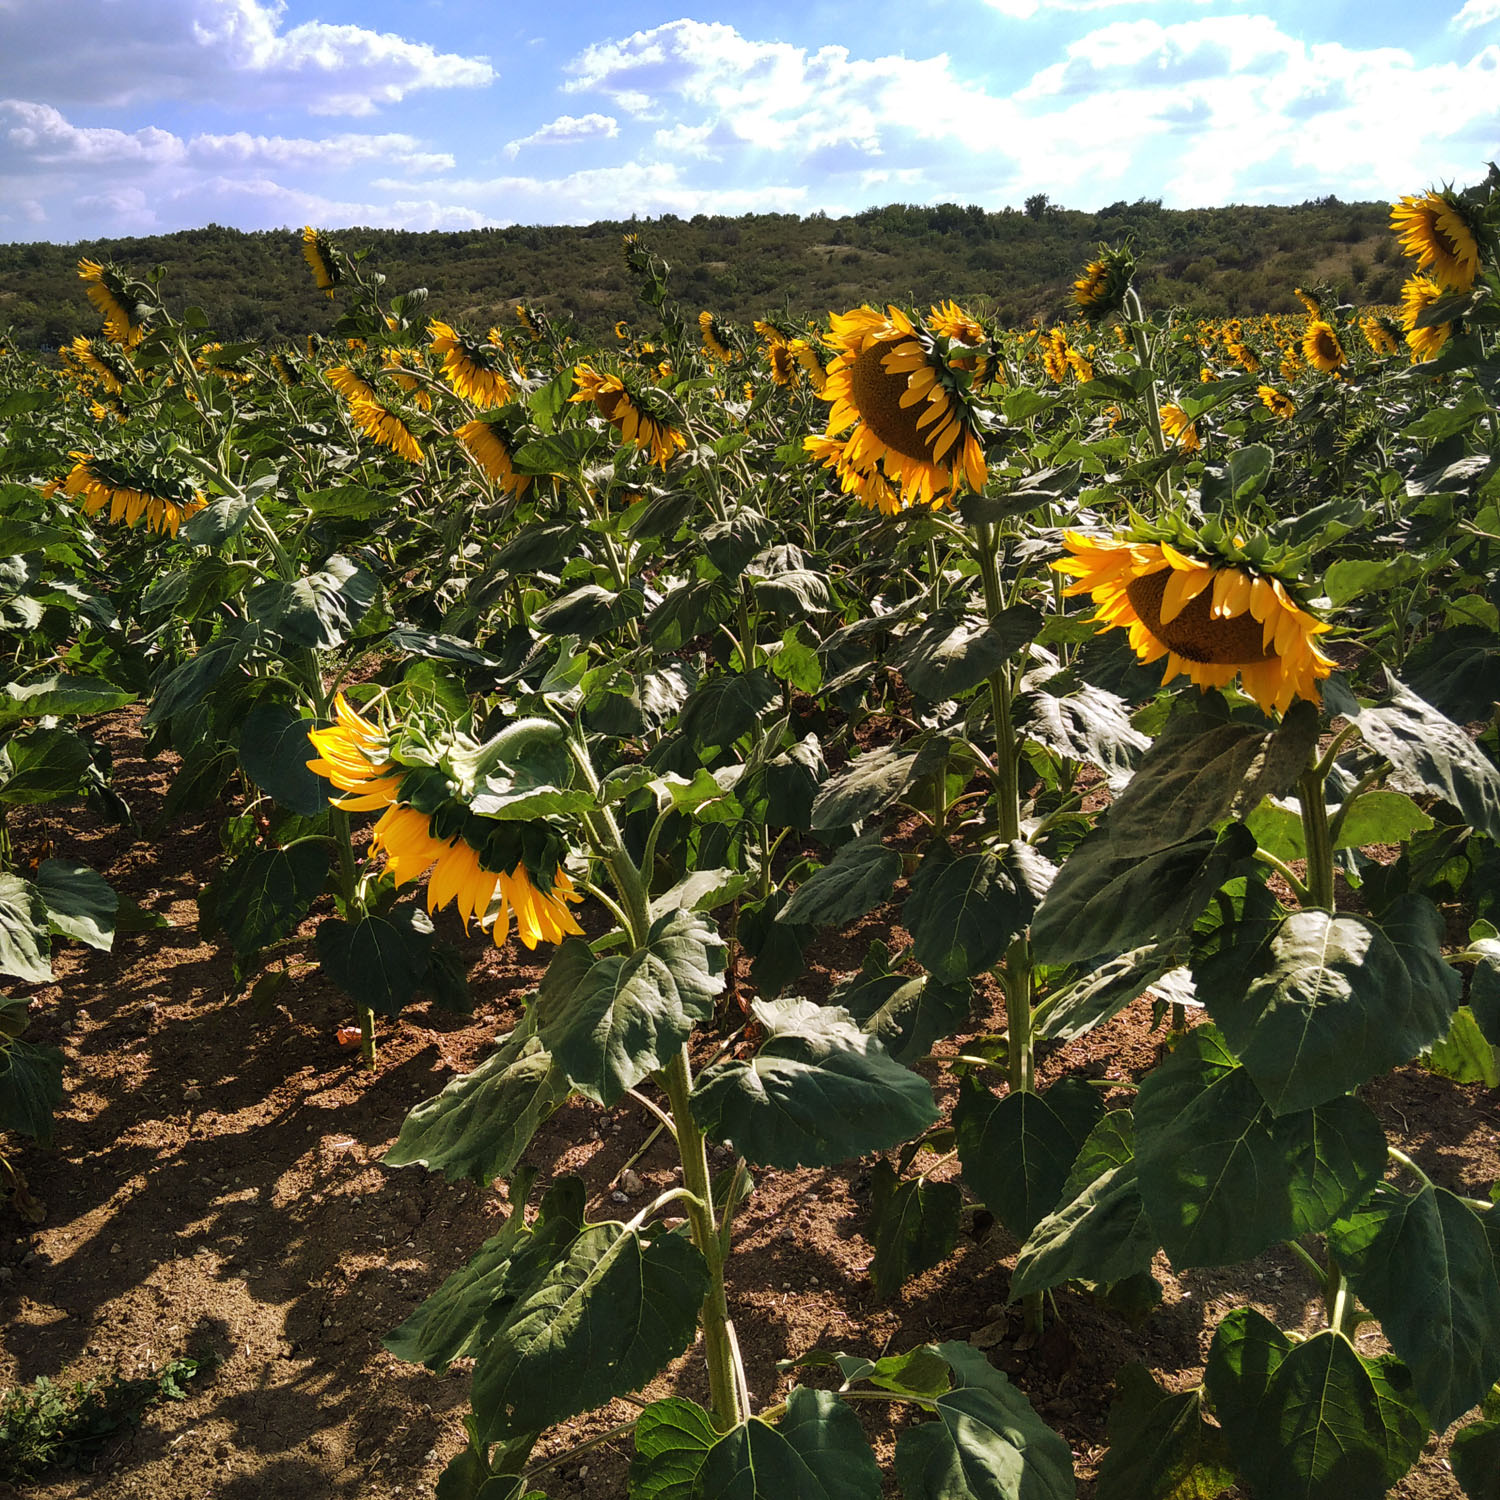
850, 338, 943, 465
1125, 569, 1275, 665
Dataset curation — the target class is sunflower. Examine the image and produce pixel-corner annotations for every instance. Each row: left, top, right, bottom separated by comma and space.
1042, 328, 1070, 383
63, 454, 205, 537
614, 320, 630, 341
271, 352, 301, 387
1390, 190, 1481, 291
570, 364, 686, 468
768, 341, 799, 387
1293, 287, 1323, 319
515, 303, 545, 341
1160, 403, 1200, 453
327, 364, 378, 404
428, 320, 512, 407
1360, 316, 1401, 358
699, 311, 734, 363
1258, 385, 1296, 420
77, 259, 146, 348
381, 349, 432, 410
65, 336, 126, 394
349, 398, 425, 463
1301, 320, 1345, 375
1054, 533, 1334, 715
805, 433, 903, 516
790, 338, 827, 392
811, 305, 986, 508
1227, 339, 1260, 374
928, 301, 985, 344
1399, 273, 1453, 363
301, 226, 341, 298
456, 418, 532, 498
305, 696, 585, 950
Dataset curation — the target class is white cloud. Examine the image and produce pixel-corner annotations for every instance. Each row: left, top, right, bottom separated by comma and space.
0, 101, 187, 167
504, 112, 619, 159
1453, 0, 1500, 27
0, 0, 494, 116
983, 0, 1244, 15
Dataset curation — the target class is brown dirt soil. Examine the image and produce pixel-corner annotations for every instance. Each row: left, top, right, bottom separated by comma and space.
3, 708, 1497, 1498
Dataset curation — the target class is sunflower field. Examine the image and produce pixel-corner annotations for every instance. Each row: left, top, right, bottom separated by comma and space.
3, 170, 1500, 1500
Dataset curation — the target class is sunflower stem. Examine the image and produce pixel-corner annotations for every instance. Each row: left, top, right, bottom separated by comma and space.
358, 1003, 377, 1070
1298, 766, 1337, 912
1124, 286, 1173, 507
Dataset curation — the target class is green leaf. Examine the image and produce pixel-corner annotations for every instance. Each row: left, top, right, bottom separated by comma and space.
1200, 901, 1459, 1114
867, 1160, 962, 1300
1324, 555, 1426, 608
533, 583, 636, 641
383, 1171, 541, 1369
181, 493, 257, 546
1334, 789, 1434, 849
696, 1388, 881, 1500
839, 971, 972, 1064
1032, 944, 1192, 1043
144, 629, 253, 727
1327, 674, 1500, 840
1014, 681, 1149, 791
33, 858, 116, 952
703, 509, 776, 576
778, 834, 901, 928
905, 841, 1052, 986
690, 998, 939, 1169
894, 1341, 1077, 1500
1031, 824, 1255, 968
0, 1036, 66, 1143
629, 1397, 720, 1500
0, 725, 93, 804
647, 578, 733, 650
316, 905, 434, 1018
1452, 1415, 1500, 1500
1204, 1314, 1424, 1500
955, 1077, 1103, 1239
678, 668, 780, 750
1135, 1025, 1385, 1267
0, 673, 135, 728
1327, 1184, 1500, 1428
210, 841, 328, 960
495, 522, 580, 573
238, 700, 331, 817
470, 1221, 707, 1442
247, 555, 378, 649
894, 606, 1041, 702
809, 744, 919, 830
537, 911, 726, 1106
1425, 1006, 1500, 1087
1093, 1365, 1235, 1500
0, 872, 51, 982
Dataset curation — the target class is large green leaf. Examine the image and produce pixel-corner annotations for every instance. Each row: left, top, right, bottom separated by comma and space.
778, 834, 901, 928
470, 1221, 707, 1442
809, 744, 919, 830
1030, 824, 1254, 967
537, 910, 724, 1106
316, 906, 435, 1017
1327, 1184, 1500, 1428
247, 554, 378, 649
1093, 1365, 1235, 1500
1200, 901, 1458, 1114
144, 628, 254, 727
696, 1388, 881, 1500
629, 1397, 720, 1500
678, 668, 780, 750
0, 872, 51, 982
238, 701, 331, 817
867, 1160, 962, 1300
894, 606, 1041, 701
894, 1342, 1076, 1500
1204, 1313, 1424, 1500
1452, 1414, 1500, 1500
836, 965, 972, 1064
0, 673, 134, 728
1013, 680, 1149, 791
1327, 674, 1500, 840
385, 1021, 569, 1185
690, 999, 939, 1168
1032, 943, 1191, 1043
209, 840, 328, 959
33, 858, 116, 951
0, 1036, 65, 1142
1134, 1026, 1385, 1268
0, 725, 93, 804
533, 583, 636, 641
955, 1077, 1102, 1240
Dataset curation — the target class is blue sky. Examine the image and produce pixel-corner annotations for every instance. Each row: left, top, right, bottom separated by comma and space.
1, 0, 1497, 241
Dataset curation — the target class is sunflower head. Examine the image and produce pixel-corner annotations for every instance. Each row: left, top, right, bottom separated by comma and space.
1359, 315, 1401, 358
456, 415, 533, 498
699, 311, 735, 363
77, 259, 150, 348
1301, 320, 1346, 375
300, 227, 342, 298
813, 304, 987, 509
62, 452, 205, 536
1072, 245, 1134, 319
1257, 384, 1296, 421
570, 363, 685, 468
429, 319, 513, 407
1160, 403, 1201, 453
1054, 529, 1334, 716
768, 341, 799, 387
1390, 188, 1482, 292
1399, 273, 1453, 363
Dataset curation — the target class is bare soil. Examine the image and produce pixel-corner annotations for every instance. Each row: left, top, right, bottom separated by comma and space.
3, 709, 1496, 1498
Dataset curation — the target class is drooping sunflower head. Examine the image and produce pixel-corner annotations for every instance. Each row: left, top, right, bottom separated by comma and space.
428, 319, 513, 407
1054, 531, 1335, 716
1293, 286, 1324, 319
514, 302, 546, 341
1257, 384, 1296, 421
699, 310, 734, 363
614, 319, 630, 341
326, 363, 379, 405
456, 415, 533, 498
65, 335, 128, 394
1359, 315, 1401, 358
1301, 320, 1346, 375
1071, 245, 1134, 319
62, 453, 205, 537
570, 363, 686, 468
300, 226, 342, 298
813, 304, 987, 508
768, 341, 799, 387
1390, 189, 1482, 291
77, 259, 149, 348
1399, 273, 1453, 363
789, 337, 827, 392
1160, 403, 1201, 453
349, 397, 425, 463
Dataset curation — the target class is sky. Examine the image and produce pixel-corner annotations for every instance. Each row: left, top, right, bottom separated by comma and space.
1, 0, 1498, 242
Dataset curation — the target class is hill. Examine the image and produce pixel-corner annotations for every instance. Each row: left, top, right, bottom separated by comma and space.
0, 196, 1404, 350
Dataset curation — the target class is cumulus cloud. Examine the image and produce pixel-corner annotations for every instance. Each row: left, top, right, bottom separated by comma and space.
0, 0, 494, 115
504, 113, 619, 159
1453, 0, 1500, 27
